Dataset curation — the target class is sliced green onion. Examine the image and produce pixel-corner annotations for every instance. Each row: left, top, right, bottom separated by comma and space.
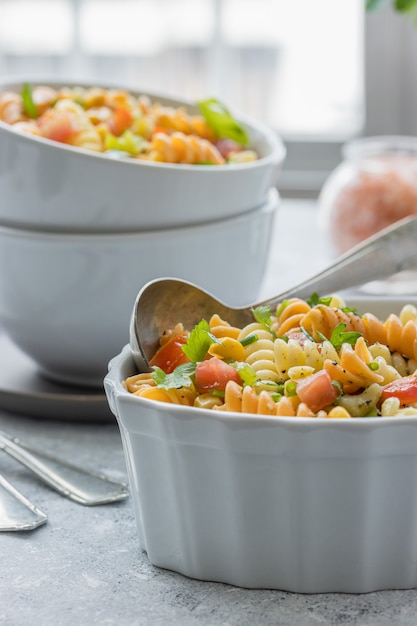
21, 83, 37, 119
240, 333, 258, 347
285, 381, 297, 397
300, 326, 316, 342
197, 98, 249, 145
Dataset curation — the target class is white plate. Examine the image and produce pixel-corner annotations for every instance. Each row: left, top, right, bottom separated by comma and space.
0, 333, 112, 422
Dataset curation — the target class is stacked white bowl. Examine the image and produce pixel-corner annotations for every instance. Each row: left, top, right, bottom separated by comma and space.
0, 78, 285, 387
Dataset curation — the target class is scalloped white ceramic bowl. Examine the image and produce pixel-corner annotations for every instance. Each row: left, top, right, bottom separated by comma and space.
105, 297, 417, 593
0, 77, 285, 232
0, 189, 278, 387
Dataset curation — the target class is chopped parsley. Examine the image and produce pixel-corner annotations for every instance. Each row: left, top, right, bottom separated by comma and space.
181, 319, 219, 362
318, 322, 362, 350
307, 293, 333, 307
251, 305, 276, 337
152, 362, 196, 390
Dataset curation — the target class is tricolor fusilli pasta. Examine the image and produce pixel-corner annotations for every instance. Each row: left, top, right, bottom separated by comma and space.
0, 83, 258, 166
124, 296, 417, 419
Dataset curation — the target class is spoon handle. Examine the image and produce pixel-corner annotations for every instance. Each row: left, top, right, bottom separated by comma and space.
0, 431, 129, 506
259, 215, 417, 308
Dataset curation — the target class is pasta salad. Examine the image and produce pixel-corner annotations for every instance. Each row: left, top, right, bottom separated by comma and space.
125, 295, 417, 418
0, 83, 257, 165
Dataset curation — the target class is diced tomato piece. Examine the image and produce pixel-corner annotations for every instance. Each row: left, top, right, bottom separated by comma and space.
149, 335, 190, 374
296, 369, 338, 413
381, 373, 417, 404
38, 110, 78, 143
108, 107, 133, 136
194, 358, 240, 393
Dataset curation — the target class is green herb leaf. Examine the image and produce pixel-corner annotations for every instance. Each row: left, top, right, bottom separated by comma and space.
197, 98, 249, 145
307, 293, 333, 307
152, 362, 196, 389
252, 305, 272, 327
329, 322, 362, 350
395, 0, 417, 12
21, 83, 37, 119
181, 319, 218, 362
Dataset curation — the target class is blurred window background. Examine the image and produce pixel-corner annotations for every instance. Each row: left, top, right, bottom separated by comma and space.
0, 0, 416, 196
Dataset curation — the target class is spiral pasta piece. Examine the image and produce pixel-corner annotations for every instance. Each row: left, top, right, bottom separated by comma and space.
238, 322, 280, 388
209, 314, 241, 340
12, 121, 42, 136
323, 337, 384, 393
274, 337, 306, 379
153, 105, 216, 141
133, 385, 197, 405
32, 86, 58, 116
68, 120, 103, 152
149, 132, 225, 164
220, 381, 296, 416
271, 298, 312, 337
104, 89, 136, 110
0, 91, 25, 124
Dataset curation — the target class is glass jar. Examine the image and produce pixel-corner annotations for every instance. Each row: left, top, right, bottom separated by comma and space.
318, 136, 417, 255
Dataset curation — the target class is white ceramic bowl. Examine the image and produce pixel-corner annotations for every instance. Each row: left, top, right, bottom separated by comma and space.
0, 78, 285, 231
0, 189, 278, 387
104, 297, 417, 593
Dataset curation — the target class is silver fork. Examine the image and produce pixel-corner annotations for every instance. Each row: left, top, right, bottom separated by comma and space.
0, 472, 47, 531
0, 430, 129, 506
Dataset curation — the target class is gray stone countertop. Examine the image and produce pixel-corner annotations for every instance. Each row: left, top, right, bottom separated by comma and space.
2, 200, 417, 626
3, 412, 417, 626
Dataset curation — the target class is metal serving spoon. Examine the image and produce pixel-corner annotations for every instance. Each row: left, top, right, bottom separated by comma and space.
130, 215, 417, 372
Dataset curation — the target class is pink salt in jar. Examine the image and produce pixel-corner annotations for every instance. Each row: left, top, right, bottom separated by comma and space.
319, 136, 417, 255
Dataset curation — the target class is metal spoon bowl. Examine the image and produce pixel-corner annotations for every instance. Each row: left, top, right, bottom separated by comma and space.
130, 215, 417, 372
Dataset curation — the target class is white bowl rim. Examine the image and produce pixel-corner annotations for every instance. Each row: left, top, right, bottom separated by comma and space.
0, 75, 286, 170
106, 341, 417, 430
0, 188, 279, 238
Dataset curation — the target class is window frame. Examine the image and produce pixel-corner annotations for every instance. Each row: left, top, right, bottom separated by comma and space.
279, 6, 417, 197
